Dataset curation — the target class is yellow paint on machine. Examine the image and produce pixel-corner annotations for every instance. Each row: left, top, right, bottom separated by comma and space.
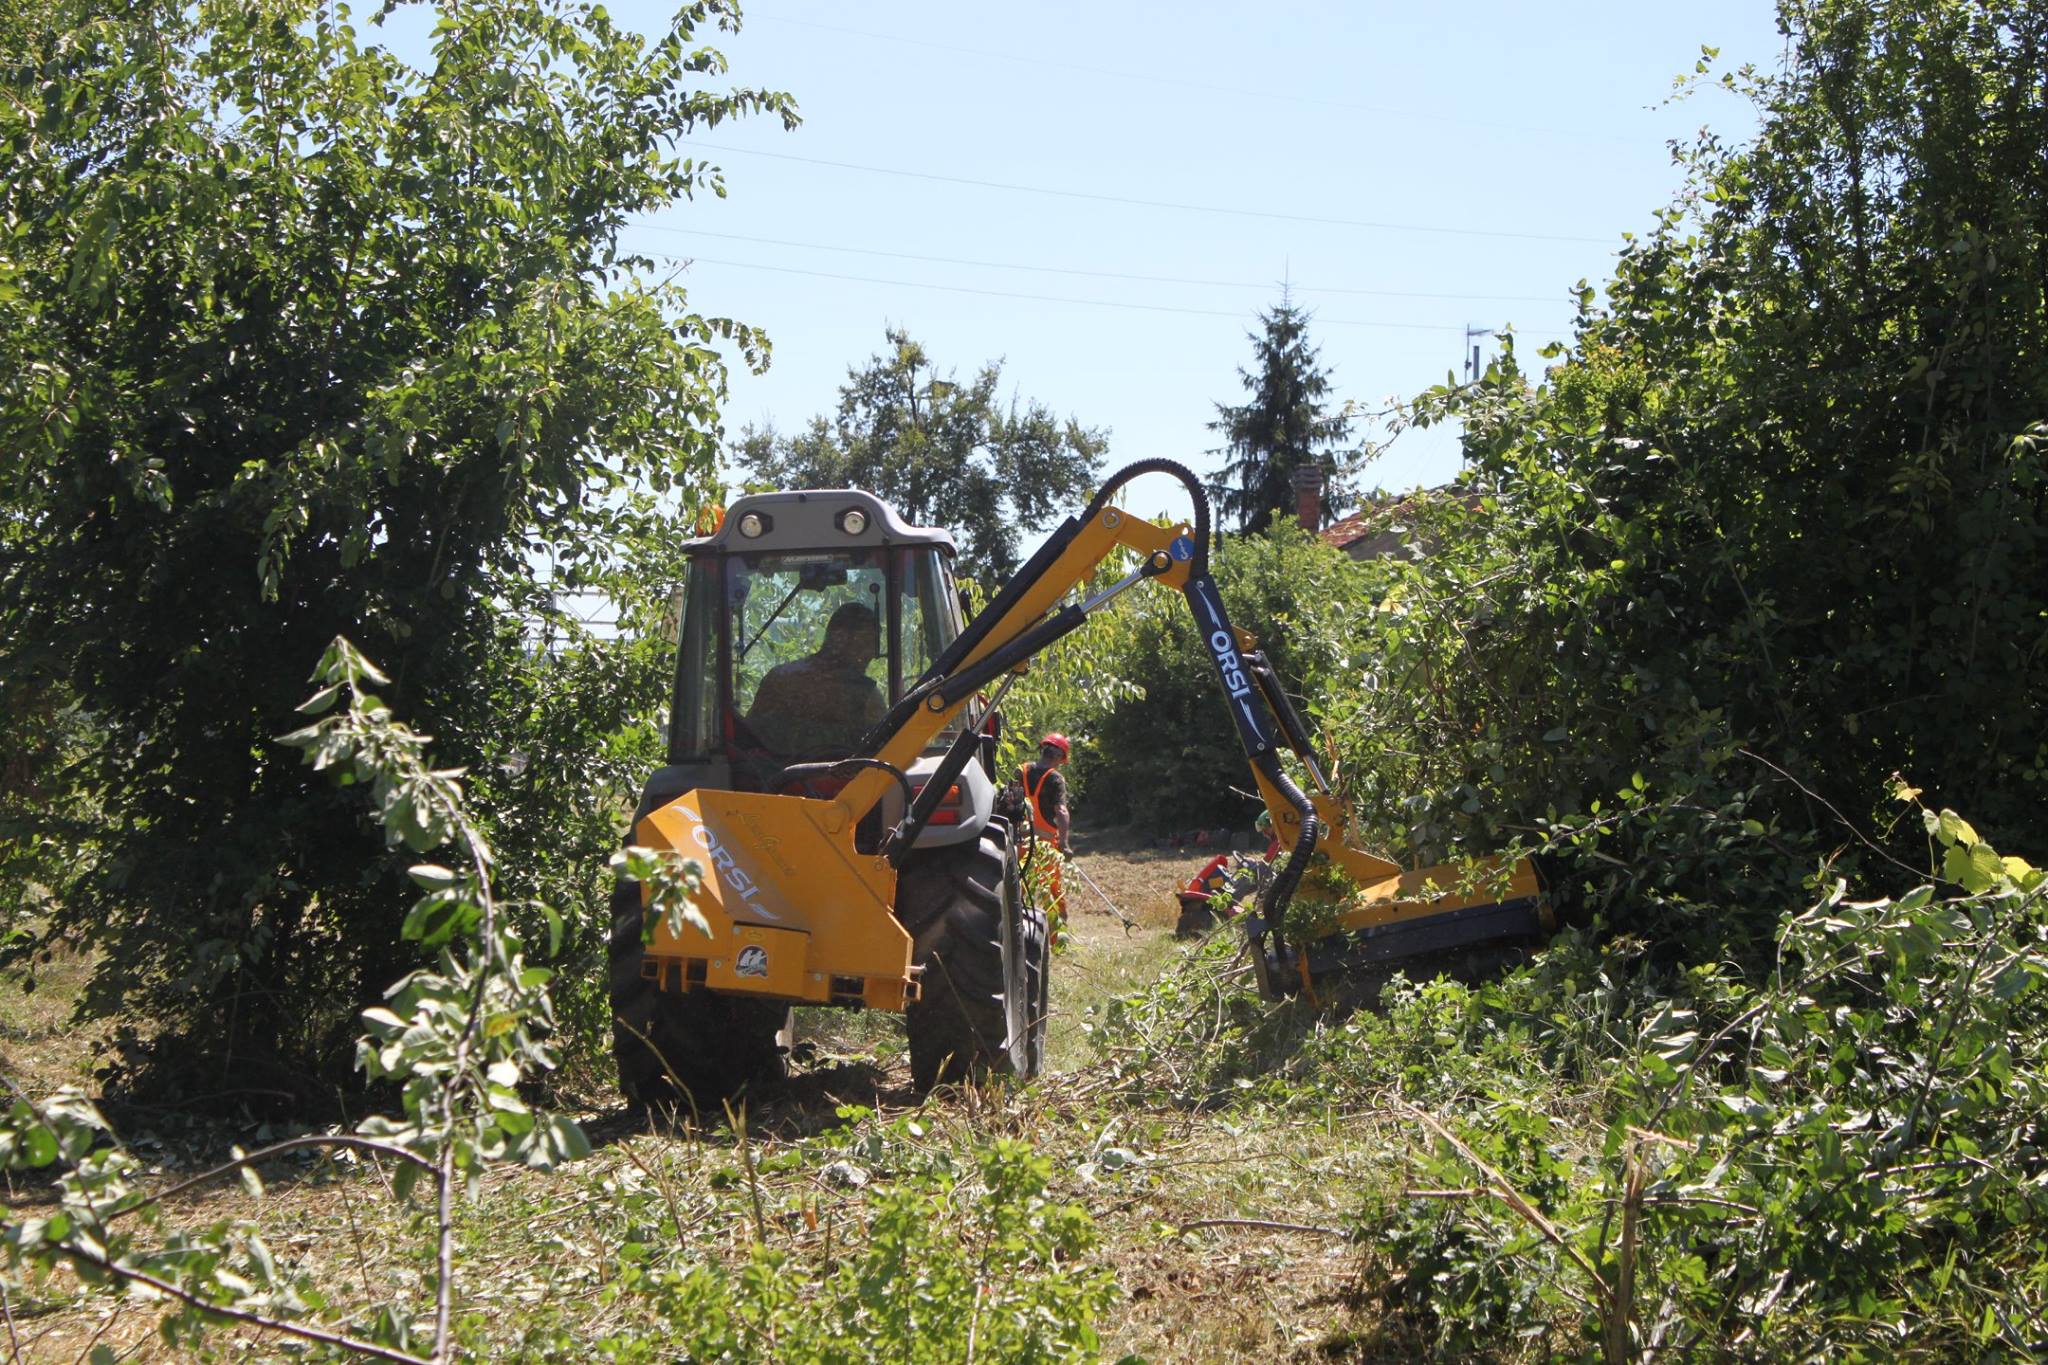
1251, 772, 1550, 932
633, 788, 916, 1011
626, 504, 1200, 1017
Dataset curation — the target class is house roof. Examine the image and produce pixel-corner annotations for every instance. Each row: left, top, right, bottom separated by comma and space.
1319, 487, 1483, 555
1319, 510, 1380, 550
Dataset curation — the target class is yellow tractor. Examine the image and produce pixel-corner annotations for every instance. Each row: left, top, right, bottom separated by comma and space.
611, 460, 1548, 1106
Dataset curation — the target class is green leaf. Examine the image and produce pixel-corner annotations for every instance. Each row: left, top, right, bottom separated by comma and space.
23, 1124, 58, 1167
1943, 841, 2003, 894
408, 863, 459, 889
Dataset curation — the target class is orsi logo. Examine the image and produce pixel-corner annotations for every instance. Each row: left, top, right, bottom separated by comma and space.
1209, 630, 1252, 699
677, 805, 780, 921
736, 946, 769, 978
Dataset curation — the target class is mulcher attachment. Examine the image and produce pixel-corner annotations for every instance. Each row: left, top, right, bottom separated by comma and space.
1246, 886, 1551, 1003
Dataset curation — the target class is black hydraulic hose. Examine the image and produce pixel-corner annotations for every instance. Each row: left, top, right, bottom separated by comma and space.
1074, 461, 1323, 973
878, 460, 1211, 756
1253, 756, 1321, 974
1078, 457, 1212, 576
772, 757, 916, 810
931, 604, 1088, 709
855, 674, 946, 757
1065, 454, 1319, 982
921, 513, 1084, 685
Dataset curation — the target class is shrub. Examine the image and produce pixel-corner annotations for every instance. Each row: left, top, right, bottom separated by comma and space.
617, 1137, 1123, 1364
1382, 803, 2048, 1359
2, 639, 593, 1360
1334, 0, 2048, 949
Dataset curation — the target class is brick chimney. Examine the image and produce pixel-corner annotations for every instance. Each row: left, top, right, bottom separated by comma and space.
1289, 464, 1326, 532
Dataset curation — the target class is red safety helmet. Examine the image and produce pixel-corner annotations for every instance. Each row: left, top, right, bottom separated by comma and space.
1040, 732, 1071, 757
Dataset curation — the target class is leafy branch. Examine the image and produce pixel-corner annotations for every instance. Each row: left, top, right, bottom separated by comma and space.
2, 637, 609, 1361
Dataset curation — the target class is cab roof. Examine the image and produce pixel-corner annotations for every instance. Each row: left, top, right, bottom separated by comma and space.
684, 489, 957, 555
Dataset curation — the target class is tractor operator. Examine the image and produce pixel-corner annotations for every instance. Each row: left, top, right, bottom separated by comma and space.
747, 600, 885, 756
1022, 733, 1072, 940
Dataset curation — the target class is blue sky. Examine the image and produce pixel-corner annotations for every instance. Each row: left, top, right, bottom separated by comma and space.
426, 2, 1792, 526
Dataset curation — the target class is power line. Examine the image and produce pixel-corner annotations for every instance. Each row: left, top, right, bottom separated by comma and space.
658, 251, 1574, 335
753, 14, 1633, 147
626, 224, 1572, 305
681, 141, 1616, 246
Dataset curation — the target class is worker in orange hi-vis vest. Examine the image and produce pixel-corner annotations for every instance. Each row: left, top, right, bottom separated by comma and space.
1020, 733, 1072, 941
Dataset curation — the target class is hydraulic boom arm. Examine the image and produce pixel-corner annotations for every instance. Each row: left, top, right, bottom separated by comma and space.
819, 459, 1547, 999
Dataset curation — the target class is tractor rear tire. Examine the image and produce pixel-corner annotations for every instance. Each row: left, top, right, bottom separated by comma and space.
609, 883, 788, 1117
900, 832, 1046, 1092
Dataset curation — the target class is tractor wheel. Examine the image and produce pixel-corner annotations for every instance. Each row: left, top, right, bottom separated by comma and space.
609, 882, 787, 1117
900, 833, 1047, 1092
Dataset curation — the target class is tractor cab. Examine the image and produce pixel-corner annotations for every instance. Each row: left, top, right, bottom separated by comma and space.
653, 489, 996, 849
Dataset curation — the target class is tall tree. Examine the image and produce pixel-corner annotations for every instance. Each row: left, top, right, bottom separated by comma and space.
737, 329, 1106, 580
1343, 0, 2048, 946
1207, 299, 1357, 535
0, 0, 793, 1092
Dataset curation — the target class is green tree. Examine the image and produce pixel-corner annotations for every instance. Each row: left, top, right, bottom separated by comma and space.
0, 0, 794, 1092
736, 329, 1107, 580
1336, 0, 2048, 948
1207, 298, 1357, 535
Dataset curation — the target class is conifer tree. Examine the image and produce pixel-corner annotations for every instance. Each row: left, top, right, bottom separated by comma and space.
1207, 299, 1356, 534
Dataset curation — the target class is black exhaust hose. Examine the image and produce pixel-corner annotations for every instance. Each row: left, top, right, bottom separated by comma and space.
884, 717, 991, 868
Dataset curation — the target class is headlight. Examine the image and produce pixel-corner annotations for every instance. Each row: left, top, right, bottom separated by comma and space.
738, 512, 766, 538
839, 508, 869, 536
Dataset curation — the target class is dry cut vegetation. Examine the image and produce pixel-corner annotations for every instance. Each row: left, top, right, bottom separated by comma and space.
6, 833, 1453, 1364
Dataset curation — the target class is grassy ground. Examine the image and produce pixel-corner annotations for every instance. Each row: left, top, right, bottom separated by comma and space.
3, 831, 1447, 1363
